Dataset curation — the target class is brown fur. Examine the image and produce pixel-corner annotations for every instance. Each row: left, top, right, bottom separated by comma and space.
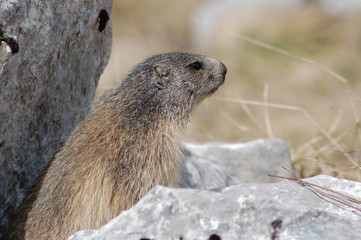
5, 52, 227, 240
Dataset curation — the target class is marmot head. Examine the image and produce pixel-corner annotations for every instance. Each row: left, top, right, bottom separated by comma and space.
151, 52, 226, 105
122, 52, 226, 116
97, 52, 226, 129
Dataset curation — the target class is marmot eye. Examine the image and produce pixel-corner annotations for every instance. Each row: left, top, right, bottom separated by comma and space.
188, 61, 203, 71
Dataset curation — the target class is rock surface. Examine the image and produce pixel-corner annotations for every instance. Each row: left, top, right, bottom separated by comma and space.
180, 139, 293, 189
0, 0, 112, 236
69, 175, 361, 240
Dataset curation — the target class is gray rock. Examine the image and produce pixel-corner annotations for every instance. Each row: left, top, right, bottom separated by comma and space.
0, 0, 112, 236
69, 175, 361, 240
180, 139, 294, 189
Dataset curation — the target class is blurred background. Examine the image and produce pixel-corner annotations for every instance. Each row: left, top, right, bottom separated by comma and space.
98, 0, 361, 180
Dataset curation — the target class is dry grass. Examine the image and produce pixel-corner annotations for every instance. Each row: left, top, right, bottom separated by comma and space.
99, 1, 361, 181
269, 167, 361, 212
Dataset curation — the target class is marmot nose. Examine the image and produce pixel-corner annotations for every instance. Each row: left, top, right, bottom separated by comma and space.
220, 62, 227, 76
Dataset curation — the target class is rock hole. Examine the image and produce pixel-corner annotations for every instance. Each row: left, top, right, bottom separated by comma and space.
97, 9, 109, 32
271, 218, 283, 240
0, 37, 19, 54
209, 234, 222, 240
0, 36, 19, 72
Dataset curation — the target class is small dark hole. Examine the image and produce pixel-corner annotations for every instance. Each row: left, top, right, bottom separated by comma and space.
209, 234, 222, 240
97, 9, 109, 32
0, 37, 19, 54
271, 219, 283, 240
271, 219, 282, 229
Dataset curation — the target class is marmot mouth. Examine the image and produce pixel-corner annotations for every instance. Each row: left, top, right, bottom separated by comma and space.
214, 75, 226, 88
206, 83, 222, 97
209, 86, 220, 95
212, 84, 219, 92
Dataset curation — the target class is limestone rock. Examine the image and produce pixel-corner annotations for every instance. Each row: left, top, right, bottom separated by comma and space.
0, 0, 112, 236
69, 175, 361, 240
180, 139, 294, 189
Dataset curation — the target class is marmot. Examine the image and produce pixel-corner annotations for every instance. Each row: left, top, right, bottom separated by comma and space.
6, 52, 227, 240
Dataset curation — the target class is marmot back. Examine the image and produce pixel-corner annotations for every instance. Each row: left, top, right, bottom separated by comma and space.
6, 52, 227, 240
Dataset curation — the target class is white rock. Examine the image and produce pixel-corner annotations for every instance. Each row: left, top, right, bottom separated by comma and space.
180, 139, 294, 189
69, 175, 361, 240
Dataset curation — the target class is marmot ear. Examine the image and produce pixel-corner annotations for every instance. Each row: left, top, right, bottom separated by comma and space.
154, 64, 170, 90
154, 64, 169, 79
